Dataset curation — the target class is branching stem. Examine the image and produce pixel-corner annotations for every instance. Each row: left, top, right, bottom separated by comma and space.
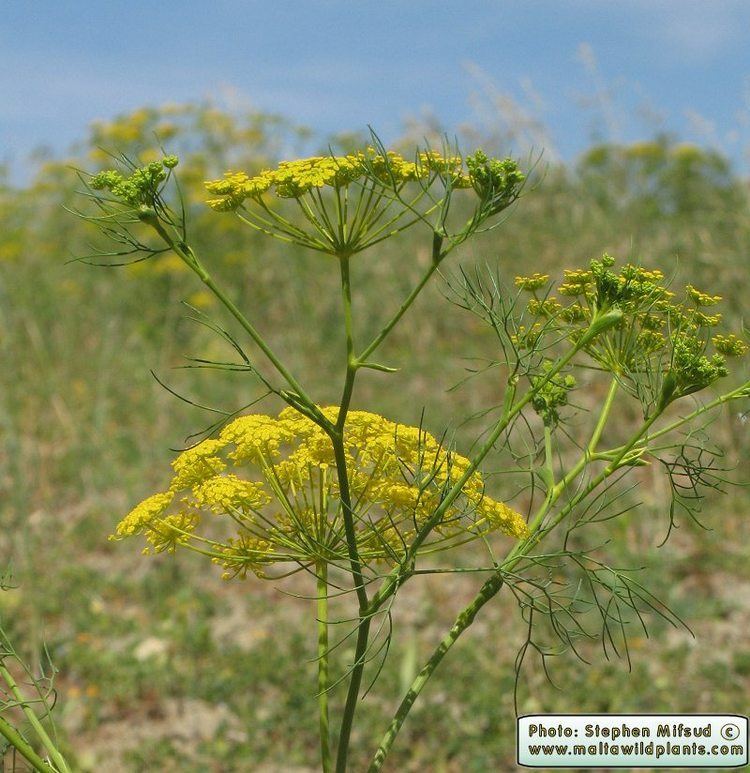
0, 714, 57, 773
367, 376, 662, 770
0, 664, 70, 773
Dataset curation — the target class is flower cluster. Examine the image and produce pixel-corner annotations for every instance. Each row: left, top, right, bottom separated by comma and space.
513, 255, 748, 409
686, 285, 722, 307
662, 334, 728, 403
514, 273, 549, 291
465, 150, 527, 213
531, 361, 577, 427
712, 333, 749, 357
204, 149, 521, 210
112, 407, 528, 579
200, 145, 527, 257
89, 157, 178, 208
206, 151, 416, 210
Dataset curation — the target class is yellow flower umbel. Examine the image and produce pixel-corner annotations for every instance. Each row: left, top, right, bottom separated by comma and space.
112, 407, 528, 579
204, 146, 524, 257
204, 151, 467, 208
513, 255, 748, 410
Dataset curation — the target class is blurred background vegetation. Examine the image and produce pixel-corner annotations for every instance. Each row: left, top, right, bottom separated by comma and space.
1, 101, 749, 771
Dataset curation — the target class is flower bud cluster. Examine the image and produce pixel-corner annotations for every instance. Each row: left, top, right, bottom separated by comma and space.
465, 150, 526, 213
531, 361, 577, 427
514, 255, 747, 409
89, 156, 178, 207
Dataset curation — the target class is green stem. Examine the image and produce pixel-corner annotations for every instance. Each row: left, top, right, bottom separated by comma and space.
0, 665, 70, 773
334, 612, 372, 773
367, 573, 504, 772
590, 380, 750, 464
317, 562, 332, 773
357, 233, 444, 365
540, 424, 555, 501
641, 381, 749, 444
0, 714, 58, 773
588, 378, 619, 452
367, 315, 617, 615
368, 378, 657, 770
331, 253, 372, 773
337, 256, 357, 429
331, 430, 373, 773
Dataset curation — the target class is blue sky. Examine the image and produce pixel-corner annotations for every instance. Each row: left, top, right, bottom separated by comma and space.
3, 1, 750, 177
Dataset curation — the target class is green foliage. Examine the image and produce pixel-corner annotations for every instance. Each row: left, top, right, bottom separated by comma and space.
577, 136, 743, 219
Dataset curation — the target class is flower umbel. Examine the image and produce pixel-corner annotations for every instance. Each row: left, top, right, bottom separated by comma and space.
112, 407, 528, 579
202, 145, 525, 257
89, 157, 176, 209
508, 254, 747, 412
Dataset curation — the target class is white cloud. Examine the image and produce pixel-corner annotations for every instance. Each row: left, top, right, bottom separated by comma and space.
634, 0, 746, 61
570, 0, 747, 61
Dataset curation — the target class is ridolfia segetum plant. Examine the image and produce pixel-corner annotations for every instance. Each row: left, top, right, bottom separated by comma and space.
67, 137, 750, 772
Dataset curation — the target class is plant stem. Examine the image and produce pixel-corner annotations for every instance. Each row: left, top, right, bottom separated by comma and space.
0, 664, 70, 773
367, 378, 658, 770
637, 381, 749, 445
331, 253, 373, 773
357, 234, 443, 365
331, 259, 368, 609
0, 714, 58, 773
337, 256, 357, 427
334, 608, 372, 773
367, 573, 505, 772
317, 562, 332, 773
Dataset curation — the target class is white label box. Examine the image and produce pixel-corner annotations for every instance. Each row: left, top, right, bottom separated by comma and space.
518, 714, 748, 768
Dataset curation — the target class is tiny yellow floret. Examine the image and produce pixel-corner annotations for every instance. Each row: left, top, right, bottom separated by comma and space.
712, 333, 749, 357
515, 273, 550, 291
